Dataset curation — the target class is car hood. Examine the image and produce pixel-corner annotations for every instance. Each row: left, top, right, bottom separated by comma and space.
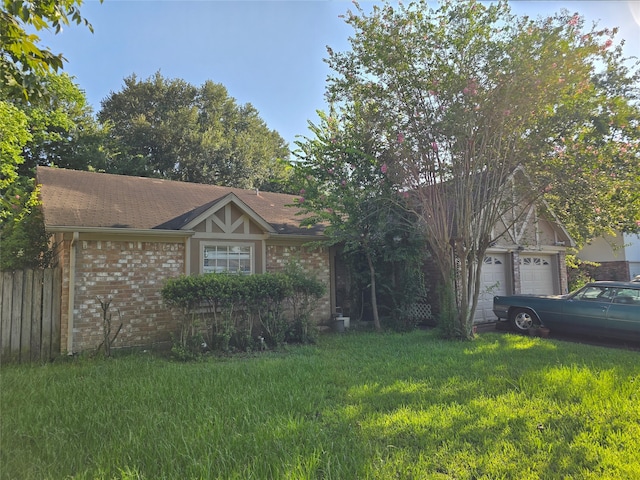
495, 293, 568, 300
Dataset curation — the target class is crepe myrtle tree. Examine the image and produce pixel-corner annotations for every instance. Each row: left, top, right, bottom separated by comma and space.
324, 0, 639, 339
294, 110, 426, 332
529, 43, 640, 243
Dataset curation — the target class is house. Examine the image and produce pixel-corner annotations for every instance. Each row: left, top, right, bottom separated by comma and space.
37, 166, 334, 354
577, 232, 640, 281
36, 166, 575, 352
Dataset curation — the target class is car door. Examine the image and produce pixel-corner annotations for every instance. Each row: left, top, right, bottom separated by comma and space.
559, 285, 613, 334
607, 287, 640, 340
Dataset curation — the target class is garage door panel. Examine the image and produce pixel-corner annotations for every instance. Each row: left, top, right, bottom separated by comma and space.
475, 254, 507, 322
520, 255, 554, 295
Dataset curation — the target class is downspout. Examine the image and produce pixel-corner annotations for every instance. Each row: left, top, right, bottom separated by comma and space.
67, 232, 79, 355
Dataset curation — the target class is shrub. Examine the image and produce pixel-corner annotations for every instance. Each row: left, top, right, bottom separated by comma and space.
161, 266, 326, 355
283, 262, 326, 343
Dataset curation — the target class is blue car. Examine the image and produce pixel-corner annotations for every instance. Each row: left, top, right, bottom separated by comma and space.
493, 281, 640, 340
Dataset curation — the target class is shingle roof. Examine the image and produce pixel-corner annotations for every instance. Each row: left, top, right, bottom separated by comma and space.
37, 167, 323, 236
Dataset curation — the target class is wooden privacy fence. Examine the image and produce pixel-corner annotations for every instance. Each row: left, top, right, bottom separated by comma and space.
1, 268, 62, 364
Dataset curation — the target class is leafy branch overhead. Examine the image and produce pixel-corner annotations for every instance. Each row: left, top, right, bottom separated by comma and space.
0, 0, 100, 100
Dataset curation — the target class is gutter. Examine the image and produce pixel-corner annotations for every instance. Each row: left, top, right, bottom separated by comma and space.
67, 232, 79, 355
47, 226, 194, 237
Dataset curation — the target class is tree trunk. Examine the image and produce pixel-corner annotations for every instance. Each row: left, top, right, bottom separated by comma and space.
366, 251, 381, 331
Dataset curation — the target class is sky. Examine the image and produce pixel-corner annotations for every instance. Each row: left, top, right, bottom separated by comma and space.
37, 0, 640, 149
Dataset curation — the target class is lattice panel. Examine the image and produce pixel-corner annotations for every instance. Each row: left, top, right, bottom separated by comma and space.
408, 303, 433, 320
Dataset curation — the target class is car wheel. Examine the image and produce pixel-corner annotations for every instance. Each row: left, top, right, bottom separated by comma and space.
510, 308, 537, 332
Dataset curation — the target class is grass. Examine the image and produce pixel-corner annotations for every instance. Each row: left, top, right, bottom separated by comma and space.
1, 329, 639, 479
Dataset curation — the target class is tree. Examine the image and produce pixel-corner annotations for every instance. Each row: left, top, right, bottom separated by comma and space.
1, 0, 98, 101
529, 40, 640, 242
321, 0, 639, 339
16, 72, 111, 173
1, 71, 107, 269
0, 99, 51, 269
98, 72, 293, 191
0, 100, 30, 199
295, 111, 427, 331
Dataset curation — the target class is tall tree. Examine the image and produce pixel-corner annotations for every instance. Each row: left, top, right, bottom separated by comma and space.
1, 0, 98, 101
98, 72, 292, 191
295, 111, 427, 331
17, 72, 111, 173
320, 0, 640, 339
1, 71, 107, 269
0, 99, 49, 269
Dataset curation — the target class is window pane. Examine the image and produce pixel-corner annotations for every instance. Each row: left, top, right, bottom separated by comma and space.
203, 245, 251, 274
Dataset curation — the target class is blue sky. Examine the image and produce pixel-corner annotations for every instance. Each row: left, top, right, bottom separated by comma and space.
38, 0, 640, 149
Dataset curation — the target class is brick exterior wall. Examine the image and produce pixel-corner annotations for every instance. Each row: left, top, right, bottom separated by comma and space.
62, 238, 185, 353
582, 261, 629, 282
265, 244, 332, 324
557, 251, 569, 293
511, 251, 521, 294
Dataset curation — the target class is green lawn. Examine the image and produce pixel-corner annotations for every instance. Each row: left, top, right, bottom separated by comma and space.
1, 330, 639, 479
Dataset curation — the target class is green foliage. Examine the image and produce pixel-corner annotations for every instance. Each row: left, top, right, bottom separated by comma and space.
170, 330, 205, 362
283, 261, 327, 343
16, 72, 112, 172
566, 254, 599, 291
0, 0, 98, 101
435, 277, 461, 339
2, 331, 639, 478
1, 72, 110, 270
97, 72, 293, 191
161, 266, 326, 355
0, 100, 30, 191
294, 110, 428, 331
0, 182, 53, 270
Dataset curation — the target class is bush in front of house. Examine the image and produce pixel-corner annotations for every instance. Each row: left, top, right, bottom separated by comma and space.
161, 267, 325, 357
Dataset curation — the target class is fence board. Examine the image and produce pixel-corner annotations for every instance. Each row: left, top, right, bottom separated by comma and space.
0, 268, 61, 364
50, 268, 62, 356
30, 269, 44, 362
40, 269, 54, 362
1, 271, 13, 360
20, 269, 34, 362
9, 272, 23, 361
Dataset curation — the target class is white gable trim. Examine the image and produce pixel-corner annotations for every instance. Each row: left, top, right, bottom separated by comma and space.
181, 192, 276, 234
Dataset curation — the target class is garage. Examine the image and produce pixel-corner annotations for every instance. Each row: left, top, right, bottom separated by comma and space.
520, 255, 556, 295
475, 254, 508, 322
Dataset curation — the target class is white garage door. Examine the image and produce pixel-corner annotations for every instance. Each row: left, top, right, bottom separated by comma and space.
520, 255, 555, 295
475, 254, 508, 323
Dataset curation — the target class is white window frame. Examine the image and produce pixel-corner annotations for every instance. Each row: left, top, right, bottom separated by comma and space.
201, 242, 254, 275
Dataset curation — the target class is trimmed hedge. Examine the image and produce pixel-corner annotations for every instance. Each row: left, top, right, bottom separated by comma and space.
161, 266, 326, 358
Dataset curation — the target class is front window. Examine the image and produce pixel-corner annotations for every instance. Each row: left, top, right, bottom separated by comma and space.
203, 245, 252, 274
573, 285, 615, 302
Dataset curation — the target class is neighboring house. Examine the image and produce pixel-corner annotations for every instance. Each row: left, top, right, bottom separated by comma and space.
577, 232, 640, 282
37, 167, 333, 354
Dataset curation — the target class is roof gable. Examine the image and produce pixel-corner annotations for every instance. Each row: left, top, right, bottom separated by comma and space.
180, 193, 276, 234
